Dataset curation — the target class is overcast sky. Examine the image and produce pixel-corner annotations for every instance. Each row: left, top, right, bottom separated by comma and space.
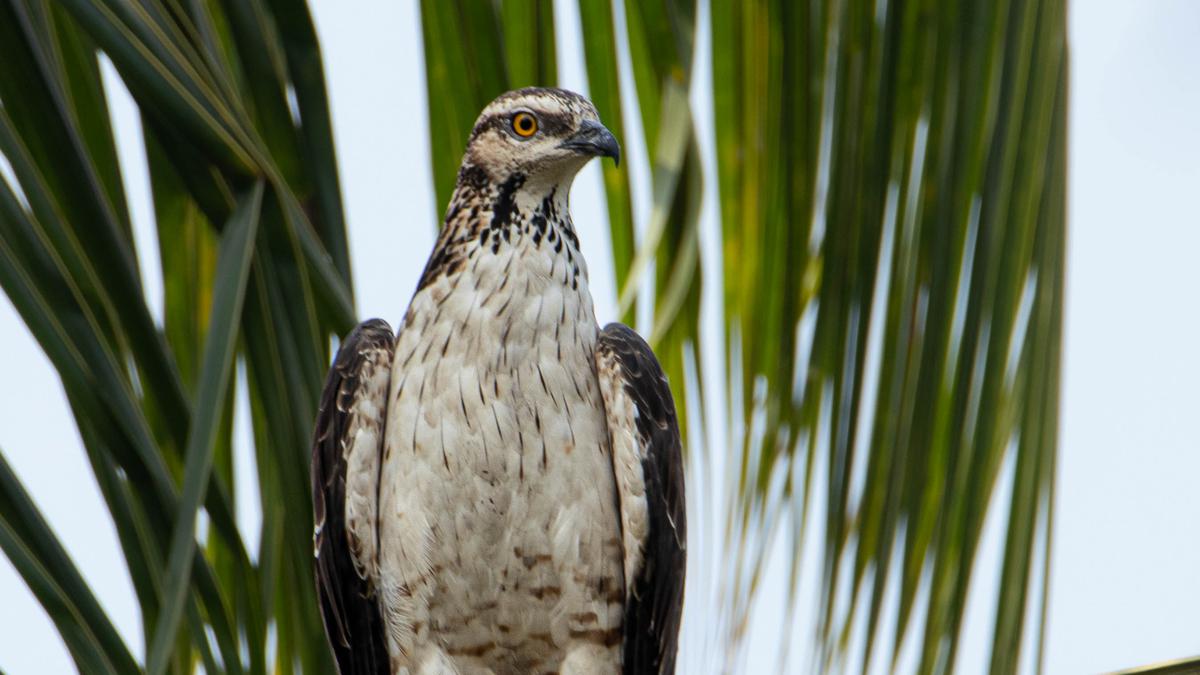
1, 1, 1198, 673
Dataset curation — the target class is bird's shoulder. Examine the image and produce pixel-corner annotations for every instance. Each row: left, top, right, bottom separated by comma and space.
312, 318, 395, 675
594, 322, 686, 675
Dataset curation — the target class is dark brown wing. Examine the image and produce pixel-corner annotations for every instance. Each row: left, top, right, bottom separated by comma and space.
312, 319, 394, 675
595, 323, 687, 675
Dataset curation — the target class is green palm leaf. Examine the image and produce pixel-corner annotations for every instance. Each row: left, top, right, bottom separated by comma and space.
0, 0, 349, 671
0, 0, 1067, 673
416, 1, 1065, 673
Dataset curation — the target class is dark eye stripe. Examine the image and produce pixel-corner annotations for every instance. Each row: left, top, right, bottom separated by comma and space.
470, 110, 575, 140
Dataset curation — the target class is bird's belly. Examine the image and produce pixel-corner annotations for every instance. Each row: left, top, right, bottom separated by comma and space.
379, 342, 624, 674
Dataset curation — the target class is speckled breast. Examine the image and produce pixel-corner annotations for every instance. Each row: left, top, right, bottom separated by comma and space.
377, 231, 625, 674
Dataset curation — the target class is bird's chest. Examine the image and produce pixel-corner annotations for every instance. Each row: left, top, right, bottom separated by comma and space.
378, 247, 624, 670
385, 243, 613, 507
386, 289, 613, 513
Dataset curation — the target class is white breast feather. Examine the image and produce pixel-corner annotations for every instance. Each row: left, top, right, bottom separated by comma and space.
375, 184, 625, 673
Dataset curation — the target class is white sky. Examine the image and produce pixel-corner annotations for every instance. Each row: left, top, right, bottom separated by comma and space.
1, 1, 1198, 673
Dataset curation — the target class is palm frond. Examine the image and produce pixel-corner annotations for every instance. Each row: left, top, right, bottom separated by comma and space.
0, 0, 1066, 672
417, 1, 1066, 673
0, 0, 355, 671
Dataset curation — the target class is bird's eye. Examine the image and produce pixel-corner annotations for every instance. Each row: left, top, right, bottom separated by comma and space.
512, 112, 538, 138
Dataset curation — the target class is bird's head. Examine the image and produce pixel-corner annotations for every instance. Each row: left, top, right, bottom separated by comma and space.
460, 87, 620, 193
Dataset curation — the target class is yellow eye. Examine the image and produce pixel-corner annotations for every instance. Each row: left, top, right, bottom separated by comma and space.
512, 112, 538, 137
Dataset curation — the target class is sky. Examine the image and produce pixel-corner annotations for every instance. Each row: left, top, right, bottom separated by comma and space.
1, 1, 1199, 673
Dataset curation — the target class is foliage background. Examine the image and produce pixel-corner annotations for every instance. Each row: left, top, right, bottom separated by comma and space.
0, 1, 1197, 674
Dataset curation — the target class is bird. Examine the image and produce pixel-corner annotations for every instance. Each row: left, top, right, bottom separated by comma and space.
311, 87, 686, 675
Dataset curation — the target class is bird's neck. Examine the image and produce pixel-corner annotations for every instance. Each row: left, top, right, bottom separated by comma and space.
432, 166, 582, 263
403, 166, 598, 368
446, 165, 578, 235
412, 164, 590, 307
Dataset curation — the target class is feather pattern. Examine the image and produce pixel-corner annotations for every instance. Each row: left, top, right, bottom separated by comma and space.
311, 88, 683, 675
596, 323, 687, 675
312, 318, 395, 675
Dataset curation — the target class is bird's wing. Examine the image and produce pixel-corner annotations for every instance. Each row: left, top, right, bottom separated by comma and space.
595, 323, 687, 675
311, 319, 395, 675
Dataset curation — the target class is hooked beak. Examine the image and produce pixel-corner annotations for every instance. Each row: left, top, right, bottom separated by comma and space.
559, 119, 621, 166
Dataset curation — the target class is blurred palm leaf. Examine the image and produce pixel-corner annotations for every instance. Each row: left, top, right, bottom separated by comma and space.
0, 0, 1065, 674
420, 0, 1065, 674
0, 0, 352, 671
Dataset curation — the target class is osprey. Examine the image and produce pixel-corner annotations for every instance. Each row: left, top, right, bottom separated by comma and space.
312, 88, 686, 675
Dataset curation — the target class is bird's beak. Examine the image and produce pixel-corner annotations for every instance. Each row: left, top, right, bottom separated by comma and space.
560, 119, 621, 166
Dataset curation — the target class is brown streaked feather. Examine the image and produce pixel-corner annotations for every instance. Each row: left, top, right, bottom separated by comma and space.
312, 319, 395, 675
596, 323, 687, 675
